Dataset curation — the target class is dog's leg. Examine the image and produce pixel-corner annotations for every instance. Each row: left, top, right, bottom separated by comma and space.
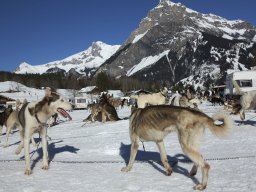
156, 140, 172, 176
40, 128, 49, 170
91, 113, 96, 122
178, 131, 210, 190
24, 135, 32, 175
0, 125, 2, 136
4, 125, 12, 147
101, 111, 107, 123
239, 110, 245, 122
15, 128, 24, 155
121, 134, 139, 172
188, 131, 202, 177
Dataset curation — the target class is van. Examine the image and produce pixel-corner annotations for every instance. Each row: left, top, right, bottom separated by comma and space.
74, 97, 88, 109
225, 71, 256, 95
6, 101, 17, 110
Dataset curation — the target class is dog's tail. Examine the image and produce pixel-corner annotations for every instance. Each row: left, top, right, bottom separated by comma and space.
207, 112, 233, 137
232, 79, 244, 95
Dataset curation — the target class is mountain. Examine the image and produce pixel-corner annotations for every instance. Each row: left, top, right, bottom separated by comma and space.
14, 0, 256, 89
96, 0, 256, 87
14, 41, 120, 76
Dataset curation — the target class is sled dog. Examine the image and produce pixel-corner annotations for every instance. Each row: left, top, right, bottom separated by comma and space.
130, 87, 168, 108
87, 103, 101, 122
121, 105, 233, 190
0, 106, 13, 136
16, 87, 72, 175
3, 110, 38, 148
98, 93, 120, 122
232, 80, 256, 121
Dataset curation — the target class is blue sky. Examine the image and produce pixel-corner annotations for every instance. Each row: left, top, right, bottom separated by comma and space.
0, 0, 256, 72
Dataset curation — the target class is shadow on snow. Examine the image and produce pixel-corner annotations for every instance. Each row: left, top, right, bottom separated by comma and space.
119, 142, 199, 185
20, 140, 79, 170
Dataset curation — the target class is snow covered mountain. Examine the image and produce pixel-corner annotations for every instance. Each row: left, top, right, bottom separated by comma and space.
14, 41, 120, 76
97, 0, 256, 87
14, 0, 256, 88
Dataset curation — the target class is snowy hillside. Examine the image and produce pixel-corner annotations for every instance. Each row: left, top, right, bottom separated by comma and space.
0, 81, 74, 102
15, 41, 120, 75
1, 101, 256, 191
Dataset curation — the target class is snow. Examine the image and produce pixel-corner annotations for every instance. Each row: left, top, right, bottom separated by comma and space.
1, 83, 256, 191
222, 34, 234, 40
0, 81, 73, 102
15, 41, 120, 75
126, 51, 169, 76
79, 86, 97, 93
132, 30, 149, 44
253, 35, 256, 42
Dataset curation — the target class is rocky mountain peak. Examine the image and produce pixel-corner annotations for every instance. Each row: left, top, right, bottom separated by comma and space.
97, 0, 256, 88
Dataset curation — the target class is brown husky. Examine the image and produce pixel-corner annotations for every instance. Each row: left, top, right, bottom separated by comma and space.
121, 105, 233, 190
98, 93, 121, 123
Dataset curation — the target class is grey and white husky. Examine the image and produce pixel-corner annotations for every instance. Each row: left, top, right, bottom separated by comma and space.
121, 105, 233, 190
15, 87, 73, 175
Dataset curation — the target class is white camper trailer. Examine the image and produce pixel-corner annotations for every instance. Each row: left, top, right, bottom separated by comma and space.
73, 97, 88, 109
225, 71, 256, 95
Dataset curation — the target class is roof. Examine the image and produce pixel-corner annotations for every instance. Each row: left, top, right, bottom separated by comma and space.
107, 90, 124, 98
79, 86, 97, 93
125, 89, 151, 96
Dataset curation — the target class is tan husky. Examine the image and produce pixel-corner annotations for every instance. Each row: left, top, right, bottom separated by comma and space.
121, 105, 233, 190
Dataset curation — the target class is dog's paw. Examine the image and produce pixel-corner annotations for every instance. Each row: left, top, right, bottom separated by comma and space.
24, 169, 32, 175
121, 166, 131, 172
166, 168, 173, 176
41, 165, 49, 170
194, 184, 206, 191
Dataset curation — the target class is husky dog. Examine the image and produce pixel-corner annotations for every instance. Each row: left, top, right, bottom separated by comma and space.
121, 105, 233, 190
15, 87, 72, 175
88, 103, 101, 122
4, 110, 21, 147
2, 100, 24, 146
3, 110, 38, 148
98, 93, 120, 123
130, 87, 168, 108
232, 80, 256, 121
82, 94, 122, 124
0, 106, 13, 136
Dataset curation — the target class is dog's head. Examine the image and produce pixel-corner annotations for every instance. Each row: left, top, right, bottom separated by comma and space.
39, 87, 73, 116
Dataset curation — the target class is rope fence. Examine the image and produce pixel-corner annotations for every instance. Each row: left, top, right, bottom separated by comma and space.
0, 154, 255, 164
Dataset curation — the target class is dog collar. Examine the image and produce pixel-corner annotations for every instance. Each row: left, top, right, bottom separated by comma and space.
35, 113, 43, 125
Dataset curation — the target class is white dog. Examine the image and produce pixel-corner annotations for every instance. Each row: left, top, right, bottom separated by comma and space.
15, 87, 73, 175
232, 80, 256, 121
130, 88, 168, 108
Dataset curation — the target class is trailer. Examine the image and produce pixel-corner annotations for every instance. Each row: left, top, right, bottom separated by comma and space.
73, 97, 88, 109
225, 71, 256, 95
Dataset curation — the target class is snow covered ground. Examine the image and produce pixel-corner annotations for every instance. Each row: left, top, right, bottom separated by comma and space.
1, 102, 256, 192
